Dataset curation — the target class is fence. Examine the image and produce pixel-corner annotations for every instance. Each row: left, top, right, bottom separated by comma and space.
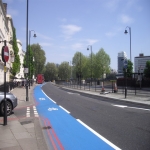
55, 78, 150, 97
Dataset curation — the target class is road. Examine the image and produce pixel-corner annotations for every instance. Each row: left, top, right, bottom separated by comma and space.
40, 82, 150, 150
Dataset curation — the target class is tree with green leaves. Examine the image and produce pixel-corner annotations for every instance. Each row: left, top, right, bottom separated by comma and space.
144, 60, 150, 78
30, 44, 46, 77
11, 28, 21, 76
72, 52, 82, 79
123, 60, 133, 78
44, 63, 58, 81
94, 48, 110, 79
58, 61, 70, 80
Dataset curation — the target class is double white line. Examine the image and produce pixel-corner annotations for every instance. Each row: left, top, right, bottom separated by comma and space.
26, 106, 39, 117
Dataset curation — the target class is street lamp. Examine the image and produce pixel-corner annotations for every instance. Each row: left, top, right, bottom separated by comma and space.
28, 30, 36, 89
124, 26, 131, 62
26, 0, 29, 101
87, 45, 92, 85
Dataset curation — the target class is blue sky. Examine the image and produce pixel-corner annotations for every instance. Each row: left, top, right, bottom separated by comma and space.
3, 0, 150, 71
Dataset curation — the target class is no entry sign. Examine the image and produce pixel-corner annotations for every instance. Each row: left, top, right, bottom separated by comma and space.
1, 46, 9, 62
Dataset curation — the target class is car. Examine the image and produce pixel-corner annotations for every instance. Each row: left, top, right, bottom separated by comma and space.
0, 92, 18, 116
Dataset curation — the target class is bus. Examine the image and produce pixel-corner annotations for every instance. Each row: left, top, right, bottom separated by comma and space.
36, 74, 44, 84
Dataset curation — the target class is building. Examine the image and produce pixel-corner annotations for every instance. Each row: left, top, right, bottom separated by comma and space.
134, 53, 150, 73
117, 51, 127, 74
15, 40, 25, 79
0, 1, 14, 84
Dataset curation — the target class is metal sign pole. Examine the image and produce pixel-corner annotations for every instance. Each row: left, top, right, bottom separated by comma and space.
4, 40, 7, 125
4, 61, 7, 125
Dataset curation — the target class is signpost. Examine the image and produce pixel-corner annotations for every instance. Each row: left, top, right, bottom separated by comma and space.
1, 42, 9, 125
123, 59, 128, 98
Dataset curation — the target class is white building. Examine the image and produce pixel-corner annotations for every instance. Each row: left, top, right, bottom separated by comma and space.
15, 40, 25, 79
117, 51, 127, 74
0, 2, 14, 84
134, 53, 150, 73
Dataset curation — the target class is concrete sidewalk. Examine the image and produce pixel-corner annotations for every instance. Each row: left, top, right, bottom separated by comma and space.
0, 84, 50, 150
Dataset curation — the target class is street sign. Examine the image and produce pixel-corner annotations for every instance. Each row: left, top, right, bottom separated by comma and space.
1, 46, 9, 62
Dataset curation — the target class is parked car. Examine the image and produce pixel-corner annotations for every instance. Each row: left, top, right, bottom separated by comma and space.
0, 92, 18, 116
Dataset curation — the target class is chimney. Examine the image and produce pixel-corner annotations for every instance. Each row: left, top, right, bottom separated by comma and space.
3, 3, 7, 15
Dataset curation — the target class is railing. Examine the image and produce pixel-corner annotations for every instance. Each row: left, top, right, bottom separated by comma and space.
55, 78, 150, 97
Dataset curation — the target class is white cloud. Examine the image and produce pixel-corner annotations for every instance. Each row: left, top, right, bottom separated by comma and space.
105, 32, 116, 38
85, 39, 98, 45
60, 24, 82, 39
120, 14, 134, 24
71, 43, 83, 50
105, 27, 123, 38
40, 42, 53, 47
36, 32, 52, 40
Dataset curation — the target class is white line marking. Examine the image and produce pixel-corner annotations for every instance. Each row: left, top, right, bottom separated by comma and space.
59, 105, 70, 113
113, 105, 127, 108
77, 119, 121, 150
67, 92, 80, 95
113, 105, 150, 111
42, 90, 56, 103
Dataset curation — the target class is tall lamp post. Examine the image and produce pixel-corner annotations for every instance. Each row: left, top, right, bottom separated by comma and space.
26, 0, 29, 101
124, 26, 131, 62
87, 45, 92, 85
28, 30, 36, 89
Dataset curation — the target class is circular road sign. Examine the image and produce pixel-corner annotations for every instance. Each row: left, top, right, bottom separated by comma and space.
1, 46, 9, 62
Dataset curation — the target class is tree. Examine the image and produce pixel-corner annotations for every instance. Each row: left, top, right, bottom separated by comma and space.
94, 48, 110, 79
144, 60, 150, 78
72, 52, 82, 79
123, 60, 133, 78
58, 62, 70, 80
11, 28, 21, 76
30, 44, 46, 77
44, 63, 58, 81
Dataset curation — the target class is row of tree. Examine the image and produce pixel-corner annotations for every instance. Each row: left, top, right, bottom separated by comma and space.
24, 43, 150, 81
10, 34, 150, 81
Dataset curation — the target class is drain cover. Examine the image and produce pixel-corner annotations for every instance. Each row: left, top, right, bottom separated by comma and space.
43, 126, 51, 129
20, 120, 32, 125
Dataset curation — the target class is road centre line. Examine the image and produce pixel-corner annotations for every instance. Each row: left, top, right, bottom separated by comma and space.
42, 90, 56, 103
59, 105, 70, 114
77, 119, 121, 150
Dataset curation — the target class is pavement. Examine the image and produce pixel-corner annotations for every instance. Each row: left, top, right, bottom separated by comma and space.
54, 83, 150, 106
0, 82, 149, 150
0, 84, 49, 150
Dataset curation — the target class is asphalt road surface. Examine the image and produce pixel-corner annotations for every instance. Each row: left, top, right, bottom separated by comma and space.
40, 82, 150, 150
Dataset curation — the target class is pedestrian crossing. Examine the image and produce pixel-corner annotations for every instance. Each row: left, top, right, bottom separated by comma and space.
26, 106, 39, 118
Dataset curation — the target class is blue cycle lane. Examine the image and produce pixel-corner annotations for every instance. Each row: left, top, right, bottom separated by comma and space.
34, 84, 121, 150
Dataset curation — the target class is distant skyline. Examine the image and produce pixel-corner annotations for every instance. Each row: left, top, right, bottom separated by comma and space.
3, 0, 150, 71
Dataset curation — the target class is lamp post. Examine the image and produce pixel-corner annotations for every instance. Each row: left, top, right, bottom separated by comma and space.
26, 0, 29, 101
28, 30, 36, 89
124, 26, 131, 62
87, 45, 92, 85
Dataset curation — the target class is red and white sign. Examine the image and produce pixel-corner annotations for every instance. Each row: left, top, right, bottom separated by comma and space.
1, 46, 9, 62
